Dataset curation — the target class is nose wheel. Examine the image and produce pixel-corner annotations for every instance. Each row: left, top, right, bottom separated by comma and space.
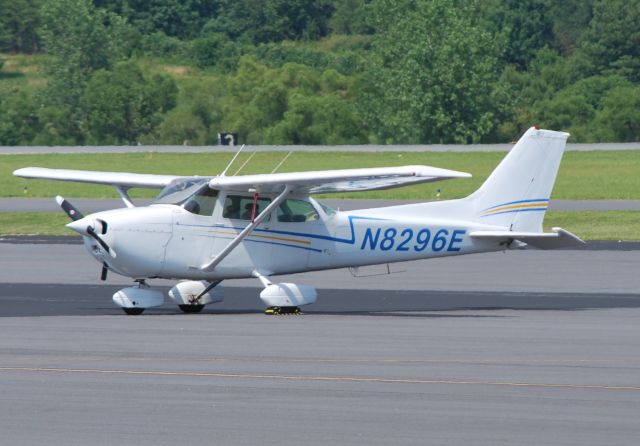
264, 306, 302, 315
123, 307, 145, 315
179, 304, 205, 314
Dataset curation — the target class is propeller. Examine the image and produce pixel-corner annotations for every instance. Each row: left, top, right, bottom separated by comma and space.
56, 195, 84, 221
57, 195, 117, 259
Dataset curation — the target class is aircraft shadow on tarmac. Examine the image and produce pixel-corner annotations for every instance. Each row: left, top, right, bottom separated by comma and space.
0, 284, 639, 318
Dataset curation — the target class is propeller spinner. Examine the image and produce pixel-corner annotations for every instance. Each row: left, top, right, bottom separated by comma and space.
57, 195, 117, 259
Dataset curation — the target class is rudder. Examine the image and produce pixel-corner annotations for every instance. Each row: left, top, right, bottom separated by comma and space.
468, 127, 569, 232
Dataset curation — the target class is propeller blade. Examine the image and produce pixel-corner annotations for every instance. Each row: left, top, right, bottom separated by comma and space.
56, 195, 84, 221
86, 225, 117, 258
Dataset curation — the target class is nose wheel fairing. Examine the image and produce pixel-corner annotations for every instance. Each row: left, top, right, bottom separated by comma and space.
112, 281, 164, 315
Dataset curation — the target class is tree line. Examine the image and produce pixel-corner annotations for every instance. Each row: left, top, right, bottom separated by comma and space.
0, 0, 639, 145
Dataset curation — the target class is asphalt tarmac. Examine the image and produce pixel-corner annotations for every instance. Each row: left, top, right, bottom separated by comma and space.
0, 243, 639, 445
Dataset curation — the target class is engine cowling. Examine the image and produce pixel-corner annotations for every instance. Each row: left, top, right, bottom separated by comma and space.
168, 281, 224, 306
259, 283, 317, 307
113, 286, 164, 309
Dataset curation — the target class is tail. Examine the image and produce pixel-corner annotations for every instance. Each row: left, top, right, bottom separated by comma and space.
467, 127, 569, 232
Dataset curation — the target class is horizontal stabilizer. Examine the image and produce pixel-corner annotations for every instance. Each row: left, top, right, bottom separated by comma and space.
470, 227, 585, 250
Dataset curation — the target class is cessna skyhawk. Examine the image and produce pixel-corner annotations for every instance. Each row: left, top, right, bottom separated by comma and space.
14, 127, 583, 315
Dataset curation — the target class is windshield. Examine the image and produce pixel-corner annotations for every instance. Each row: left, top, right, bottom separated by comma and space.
182, 186, 218, 216
316, 200, 336, 216
153, 178, 209, 205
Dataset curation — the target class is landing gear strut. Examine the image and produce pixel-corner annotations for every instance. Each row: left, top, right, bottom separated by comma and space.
264, 306, 302, 315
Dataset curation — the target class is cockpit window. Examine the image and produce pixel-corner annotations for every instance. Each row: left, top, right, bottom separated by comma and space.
154, 178, 209, 205
182, 186, 218, 216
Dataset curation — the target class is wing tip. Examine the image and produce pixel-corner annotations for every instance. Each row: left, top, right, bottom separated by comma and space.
13, 167, 31, 177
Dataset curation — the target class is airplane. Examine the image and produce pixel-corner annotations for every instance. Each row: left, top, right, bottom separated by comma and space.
13, 127, 583, 315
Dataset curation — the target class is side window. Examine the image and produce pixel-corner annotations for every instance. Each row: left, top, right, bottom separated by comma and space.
277, 199, 319, 223
223, 195, 272, 220
183, 187, 218, 216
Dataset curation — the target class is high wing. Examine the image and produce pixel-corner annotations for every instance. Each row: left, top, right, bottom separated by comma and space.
14, 165, 471, 195
208, 165, 471, 194
13, 167, 180, 189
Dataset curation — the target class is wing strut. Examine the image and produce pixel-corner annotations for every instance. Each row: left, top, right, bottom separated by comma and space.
200, 185, 290, 272
116, 186, 135, 208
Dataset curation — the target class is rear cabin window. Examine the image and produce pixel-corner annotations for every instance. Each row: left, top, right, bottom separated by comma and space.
277, 199, 319, 223
223, 195, 272, 220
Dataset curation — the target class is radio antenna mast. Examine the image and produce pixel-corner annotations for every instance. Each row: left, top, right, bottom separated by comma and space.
233, 151, 257, 176
220, 144, 245, 177
271, 151, 293, 174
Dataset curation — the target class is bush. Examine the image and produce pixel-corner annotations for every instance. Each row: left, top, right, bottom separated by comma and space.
252, 41, 366, 75
139, 32, 190, 61
189, 33, 243, 71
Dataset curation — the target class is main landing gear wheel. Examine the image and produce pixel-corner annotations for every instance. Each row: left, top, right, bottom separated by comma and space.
264, 306, 302, 315
179, 304, 205, 314
123, 307, 144, 315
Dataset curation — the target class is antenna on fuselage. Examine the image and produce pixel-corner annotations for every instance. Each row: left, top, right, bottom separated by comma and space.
271, 151, 293, 174
232, 151, 257, 176
220, 144, 246, 177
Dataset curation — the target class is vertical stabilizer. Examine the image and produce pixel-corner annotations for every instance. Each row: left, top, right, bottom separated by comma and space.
468, 127, 569, 232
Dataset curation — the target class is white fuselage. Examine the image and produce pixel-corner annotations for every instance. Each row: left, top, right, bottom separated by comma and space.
80, 195, 506, 281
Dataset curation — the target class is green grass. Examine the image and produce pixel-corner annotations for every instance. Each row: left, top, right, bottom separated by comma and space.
1, 211, 638, 240
3, 150, 640, 200
0, 212, 71, 236
543, 211, 640, 241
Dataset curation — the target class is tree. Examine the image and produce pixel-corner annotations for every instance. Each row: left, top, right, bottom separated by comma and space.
217, 56, 364, 144
329, 0, 371, 35
39, 0, 129, 108
0, 0, 42, 53
593, 86, 640, 141
580, 0, 640, 81
360, 0, 506, 144
266, 93, 365, 144
0, 91, 40, 145
81, 62, 178, 144
208, 0, 333, 44
38, 0, 131, 142
544, 0, 593, 55
145, 108, 208, 145
189, 32, 241, 70
95, 0, 220, 39
484, 0, 553, 70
